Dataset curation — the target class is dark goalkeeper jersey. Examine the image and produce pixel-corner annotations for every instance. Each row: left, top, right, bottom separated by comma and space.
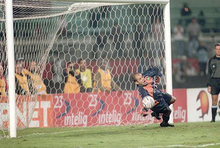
138, 67, 163, 100
137, 67, 170, 113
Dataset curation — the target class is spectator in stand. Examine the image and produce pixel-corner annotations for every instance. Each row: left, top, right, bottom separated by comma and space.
16, 57, 30, 75
181, 3, 191, 17
173, 20, 185, 57
64, 62, 85, 94
0, 65, 8, 96
16, 57, 25, 67
76, 59, 92, 92
198, 11, 206, 28
180, 3, 192, 26
93, 58, 122, 93
185, 63, 198, 76
15, 63, 33, 95
27, 61, 47, 94
196, 41, 208, 76
186, 18, 201, 57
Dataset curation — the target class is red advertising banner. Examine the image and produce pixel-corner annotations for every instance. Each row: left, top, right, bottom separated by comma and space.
0, 89, 187, 129
0, 95, 53, 128
53, 91, 160, 127
173, 89, 187, 123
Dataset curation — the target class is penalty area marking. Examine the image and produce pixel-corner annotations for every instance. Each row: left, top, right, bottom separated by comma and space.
139, 142, 220, 148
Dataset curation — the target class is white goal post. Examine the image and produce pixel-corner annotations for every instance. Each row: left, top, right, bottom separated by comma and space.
3, 0, 172, 138
5, 0, 17, 138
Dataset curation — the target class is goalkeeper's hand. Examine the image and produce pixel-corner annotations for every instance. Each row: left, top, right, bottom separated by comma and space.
154, 100, 159, 106
140, 107, 149, 117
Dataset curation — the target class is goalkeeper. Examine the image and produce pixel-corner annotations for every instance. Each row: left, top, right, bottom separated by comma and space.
132, 67, 176, 127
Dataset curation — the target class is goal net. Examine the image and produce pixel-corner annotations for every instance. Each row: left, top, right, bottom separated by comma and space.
0, 0, 169, 138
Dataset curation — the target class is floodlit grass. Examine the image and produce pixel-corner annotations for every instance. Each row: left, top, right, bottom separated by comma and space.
0, 122, 220, 148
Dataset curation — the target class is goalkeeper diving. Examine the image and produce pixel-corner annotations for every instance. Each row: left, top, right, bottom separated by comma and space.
132, 67, 176, 127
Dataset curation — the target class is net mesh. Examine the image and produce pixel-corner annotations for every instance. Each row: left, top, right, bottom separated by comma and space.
0, 0, 166, 138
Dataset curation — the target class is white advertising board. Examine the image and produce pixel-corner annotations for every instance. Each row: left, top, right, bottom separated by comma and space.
187, 88, 220, 122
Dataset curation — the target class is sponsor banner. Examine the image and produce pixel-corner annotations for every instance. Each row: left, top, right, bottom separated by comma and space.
53, 91, 160, 127
187, 88, 220, 122
0, 95, 53, 128
0, 88, 195, 128
173, 89, 187, 123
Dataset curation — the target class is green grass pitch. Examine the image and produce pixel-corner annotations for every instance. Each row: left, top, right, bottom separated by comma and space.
0, 122, 220, 148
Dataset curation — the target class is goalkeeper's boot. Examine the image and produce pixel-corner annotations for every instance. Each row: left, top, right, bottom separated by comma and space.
140, 108, 149, 117
151, 112, 161, 120
160, 121, 174, 127
166, 123, 174, 127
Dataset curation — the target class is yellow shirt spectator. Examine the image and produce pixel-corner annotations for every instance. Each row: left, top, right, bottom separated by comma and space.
64, 72, 80, 93
76, 69, 92, 90
64, 62, 82, 94
27, 61, 47, 94
0, 65, 7, 96
93, 68, 111, 92
29, 74, 47, 94
0, 77, 6, 96
76, 59, 92, 92
15, 64, 30, 95
93, 58, 121, 93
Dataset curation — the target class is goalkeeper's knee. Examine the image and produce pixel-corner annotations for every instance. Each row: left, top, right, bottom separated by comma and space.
163, 107, 171, 116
